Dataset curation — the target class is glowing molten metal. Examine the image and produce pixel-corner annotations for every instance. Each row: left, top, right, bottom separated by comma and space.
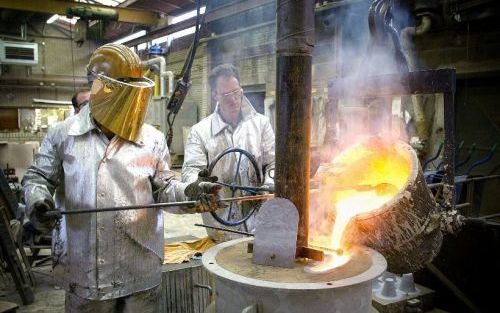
307, 137, 411, 274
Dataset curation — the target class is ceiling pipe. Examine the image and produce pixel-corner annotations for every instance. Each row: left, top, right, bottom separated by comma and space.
275, 0, 315, 250
141, 57, 174, 97
142, 57, 167, 97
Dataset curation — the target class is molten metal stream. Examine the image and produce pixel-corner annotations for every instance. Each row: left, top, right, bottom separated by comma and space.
306, 138, 411, 274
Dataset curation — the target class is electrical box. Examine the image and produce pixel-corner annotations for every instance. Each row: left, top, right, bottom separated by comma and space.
0, 40, 38, 66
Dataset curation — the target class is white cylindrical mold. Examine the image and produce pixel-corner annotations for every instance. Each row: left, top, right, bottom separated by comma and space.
381, 278, 398, 298
399, 273, 417, 293
203, 238, 386, 313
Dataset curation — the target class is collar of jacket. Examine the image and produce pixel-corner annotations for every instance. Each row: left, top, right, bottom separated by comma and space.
68, 104, 145, 146
212, 96, 256, 136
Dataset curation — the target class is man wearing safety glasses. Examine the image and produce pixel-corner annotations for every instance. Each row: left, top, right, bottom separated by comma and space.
22, 44, 222, 312
183, 63, 275, 242
71, 89, 91, 114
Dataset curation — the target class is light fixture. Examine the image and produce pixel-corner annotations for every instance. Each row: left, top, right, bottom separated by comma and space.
33, 98, 72, 105
151, 27, 196, 45
113, 30, 147, 45
58, 15, 79, 25
46, 14, 59, 24
125, 6, 204, 47
171, 6, 206, 24
46, 14, 79, 25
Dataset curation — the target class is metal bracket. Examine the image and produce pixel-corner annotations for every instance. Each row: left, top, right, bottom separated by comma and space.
252, 198, 298, 268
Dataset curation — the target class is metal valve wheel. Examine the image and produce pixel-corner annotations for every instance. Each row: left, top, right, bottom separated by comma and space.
208, 147, 263, 227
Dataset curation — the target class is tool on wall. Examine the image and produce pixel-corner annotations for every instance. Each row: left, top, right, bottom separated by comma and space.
165, 0, 206, 148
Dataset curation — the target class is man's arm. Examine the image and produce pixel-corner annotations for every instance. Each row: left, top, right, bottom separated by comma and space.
261, 118, 275, 187
152, 136, 221, 214
152, 137, 188, 209
182, 128, 208, 183
22, 129, 63, 232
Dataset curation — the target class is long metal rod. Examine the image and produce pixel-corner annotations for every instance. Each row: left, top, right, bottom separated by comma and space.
194, 223, 254, 237
442, 89, 456, 211
44, 195, 273, 217
427, 174, 500, 189
478, 212, 500, 220
215, 182, 274, 193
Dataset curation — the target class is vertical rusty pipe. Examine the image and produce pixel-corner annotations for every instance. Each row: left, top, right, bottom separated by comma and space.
442, 90, 455, 211
275, 0, 315, 249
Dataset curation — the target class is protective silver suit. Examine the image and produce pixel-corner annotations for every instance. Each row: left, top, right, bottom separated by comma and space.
22, 44, 220, 313
182, 97, 275, 241
23, 104, 187, 300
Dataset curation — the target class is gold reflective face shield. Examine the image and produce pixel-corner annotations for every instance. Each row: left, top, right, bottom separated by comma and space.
90, 74, 155, 142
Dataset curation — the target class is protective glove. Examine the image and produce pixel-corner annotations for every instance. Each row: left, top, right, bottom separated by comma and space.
184, 169, 223, 213
30, 198, 58, 233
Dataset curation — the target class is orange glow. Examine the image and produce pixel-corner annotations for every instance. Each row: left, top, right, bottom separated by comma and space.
307, 137, 411, 273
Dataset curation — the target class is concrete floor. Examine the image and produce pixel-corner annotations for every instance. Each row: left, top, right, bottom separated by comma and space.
0, 212, 205, 313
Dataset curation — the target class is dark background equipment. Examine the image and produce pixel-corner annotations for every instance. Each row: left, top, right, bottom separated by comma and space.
166, 0, 206, 148
0, 171, 34, 305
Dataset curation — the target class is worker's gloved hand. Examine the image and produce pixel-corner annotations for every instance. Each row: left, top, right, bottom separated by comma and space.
194, 185, 220, 212
185, 169, 223, 213
30, 198, 58, 233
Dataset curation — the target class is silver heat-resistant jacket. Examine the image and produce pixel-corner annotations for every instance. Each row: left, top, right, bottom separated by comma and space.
22, 105, 187, 300
182, 97, 275, 241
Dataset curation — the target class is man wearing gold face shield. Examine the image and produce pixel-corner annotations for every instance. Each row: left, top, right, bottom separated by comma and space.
22, 43, 221, 312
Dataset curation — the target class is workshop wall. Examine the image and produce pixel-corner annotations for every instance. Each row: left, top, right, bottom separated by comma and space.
0, 24, 94, 142
207, 22, 276, 115
206, 0, 277, 127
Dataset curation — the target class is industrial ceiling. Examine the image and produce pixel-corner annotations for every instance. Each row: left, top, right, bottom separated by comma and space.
0, 0, 198, 42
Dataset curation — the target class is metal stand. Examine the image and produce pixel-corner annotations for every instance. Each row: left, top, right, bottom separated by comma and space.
0, 172, 35, 305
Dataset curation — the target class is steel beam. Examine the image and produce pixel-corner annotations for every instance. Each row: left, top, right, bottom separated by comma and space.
125, 0, 274, 46
124, 0, 359, 47
0, 0, 159, 25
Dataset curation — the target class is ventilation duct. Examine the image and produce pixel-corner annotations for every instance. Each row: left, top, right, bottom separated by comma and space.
0, 40, 38, 65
